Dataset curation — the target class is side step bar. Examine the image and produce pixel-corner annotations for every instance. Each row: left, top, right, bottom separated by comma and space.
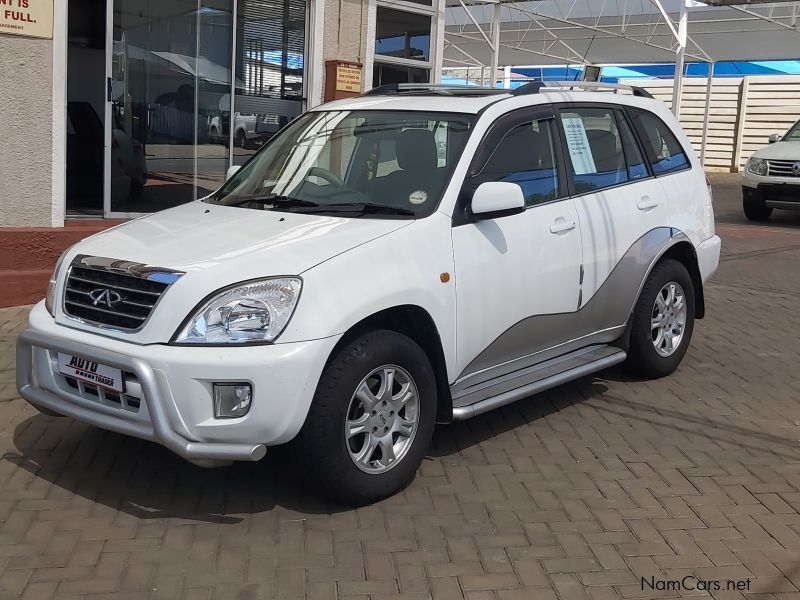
451, 346, 626, 421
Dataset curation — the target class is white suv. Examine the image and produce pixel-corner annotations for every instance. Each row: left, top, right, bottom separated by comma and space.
18, 82, 721, 503
742, 119, 800, 220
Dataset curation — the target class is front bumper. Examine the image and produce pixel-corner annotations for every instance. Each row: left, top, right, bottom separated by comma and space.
17, 302, 340, 465
742, 179, 800, 210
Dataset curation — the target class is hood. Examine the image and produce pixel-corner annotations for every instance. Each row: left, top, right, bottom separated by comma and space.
56, 201, 412, 343
752, 140, 800, 160
73, 201, 410, 275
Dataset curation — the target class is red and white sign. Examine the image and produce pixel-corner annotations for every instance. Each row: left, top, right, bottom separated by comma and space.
0, 0, 53, 40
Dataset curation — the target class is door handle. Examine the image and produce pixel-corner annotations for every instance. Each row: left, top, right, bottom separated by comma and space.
550, 219, 577, 234
637, 196, 659, 211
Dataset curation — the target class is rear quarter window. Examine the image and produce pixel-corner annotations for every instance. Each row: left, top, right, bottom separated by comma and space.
628, 107, 690, 175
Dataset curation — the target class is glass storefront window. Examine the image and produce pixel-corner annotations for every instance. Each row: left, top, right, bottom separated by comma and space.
197, 3, 234, 199
373, 62, 430, 86
392, 0, 433, 6
232, 0, 307, 166
111, 0, 210, 213
375, 7, 431, 62
108, 0, 306, 214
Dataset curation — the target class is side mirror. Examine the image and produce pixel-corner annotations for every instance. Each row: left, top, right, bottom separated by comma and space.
226, 165, 242, 179
768, 134, 782, 144
471, 182, 526, 220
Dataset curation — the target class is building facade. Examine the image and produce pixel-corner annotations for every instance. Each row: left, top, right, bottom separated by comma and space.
0, 0, 445, 229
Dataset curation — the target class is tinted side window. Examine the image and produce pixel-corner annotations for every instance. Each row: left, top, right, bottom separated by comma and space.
476, 119, 561, 206
559, 108, 628, 193
628, 108, 690, 175
618, 113, 649, 180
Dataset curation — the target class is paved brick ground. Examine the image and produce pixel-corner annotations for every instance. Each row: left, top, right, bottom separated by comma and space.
1, 173, 800, 599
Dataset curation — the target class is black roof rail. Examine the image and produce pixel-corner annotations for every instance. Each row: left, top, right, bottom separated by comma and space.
364, 83, 508, 97
631, 86, 654, 99
511, 81, 546, 96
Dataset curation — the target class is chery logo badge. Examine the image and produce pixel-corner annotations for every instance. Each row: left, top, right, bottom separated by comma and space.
89, 288, 123, 308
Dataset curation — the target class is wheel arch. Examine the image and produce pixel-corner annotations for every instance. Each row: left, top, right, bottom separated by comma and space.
659, 240, 705, 319
324, 305, 453, 424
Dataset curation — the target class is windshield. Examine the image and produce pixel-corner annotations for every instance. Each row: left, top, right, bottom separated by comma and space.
207, 110, 474, 218
785, 120, 800, 142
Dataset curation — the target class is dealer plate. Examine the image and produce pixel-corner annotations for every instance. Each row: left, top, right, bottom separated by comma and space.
57, 353, 124, 393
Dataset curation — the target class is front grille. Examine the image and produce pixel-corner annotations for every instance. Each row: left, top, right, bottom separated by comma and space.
62, 256, 183, 331
767, 160, 800, 177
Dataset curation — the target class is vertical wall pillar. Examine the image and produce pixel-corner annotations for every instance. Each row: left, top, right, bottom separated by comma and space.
700, 61, 715, 167
733, 76, 751, 173
432, 0, 446, 83
52, 0, 68, 226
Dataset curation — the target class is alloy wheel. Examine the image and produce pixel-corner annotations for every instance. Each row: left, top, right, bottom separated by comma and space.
345, 365, 420, 474
651, 281, 688, 357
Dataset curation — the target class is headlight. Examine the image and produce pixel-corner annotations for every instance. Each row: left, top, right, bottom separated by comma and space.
45, 247, 73, 316
173, 278, 302, 344
747, 157, 768, 176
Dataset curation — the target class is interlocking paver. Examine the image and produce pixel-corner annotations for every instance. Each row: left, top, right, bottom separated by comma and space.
0, 174, 800, 598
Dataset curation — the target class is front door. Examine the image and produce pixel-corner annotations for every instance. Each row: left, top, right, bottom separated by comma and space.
452, 110, 583, 385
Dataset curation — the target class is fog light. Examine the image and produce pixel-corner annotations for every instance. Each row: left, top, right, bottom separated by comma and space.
213, 383, 252, 418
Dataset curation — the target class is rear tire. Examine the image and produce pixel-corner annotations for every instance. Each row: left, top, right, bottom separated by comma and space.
236, 130, 247, 149
743, 196, 772, 221
292, 330, 437, 505
626, 259, 695, 379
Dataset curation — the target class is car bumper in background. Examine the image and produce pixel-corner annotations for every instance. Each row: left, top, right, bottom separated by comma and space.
742, 182, 800, 210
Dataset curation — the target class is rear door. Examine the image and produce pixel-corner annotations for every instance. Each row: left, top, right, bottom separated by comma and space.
626, 106, 707, 240
556, 104, 667, 314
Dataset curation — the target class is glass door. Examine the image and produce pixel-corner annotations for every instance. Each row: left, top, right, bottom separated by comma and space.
103, 0, 306, 217
230, 0, 306, 167
105, 0, 234, 217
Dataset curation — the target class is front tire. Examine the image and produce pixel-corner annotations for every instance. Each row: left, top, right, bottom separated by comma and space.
743, 196, 772, 221
293, 330, 437, 505
626, 259, 695, 379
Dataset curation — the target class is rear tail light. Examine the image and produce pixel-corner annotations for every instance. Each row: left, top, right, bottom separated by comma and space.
705, 175, 713, 203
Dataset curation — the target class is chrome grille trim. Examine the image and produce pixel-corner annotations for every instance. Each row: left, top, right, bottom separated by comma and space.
67, 275, 164, 296
62, 255, 184, 333
767, 159, 800, 177
65, 287, 156, 309
64, 300, 148, 321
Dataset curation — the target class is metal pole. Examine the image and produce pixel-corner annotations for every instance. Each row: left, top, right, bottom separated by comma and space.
490, 2, 501, 88
228, 0, 239, 170
671, 0, 688, 118
701, 61, 715, 167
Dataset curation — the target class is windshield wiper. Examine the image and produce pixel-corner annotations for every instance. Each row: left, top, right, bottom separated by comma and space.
228, 194, 319, 208
301, 202, 416, 216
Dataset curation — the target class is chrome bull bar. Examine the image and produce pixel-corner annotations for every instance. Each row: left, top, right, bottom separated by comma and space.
16, 329, 266, 465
